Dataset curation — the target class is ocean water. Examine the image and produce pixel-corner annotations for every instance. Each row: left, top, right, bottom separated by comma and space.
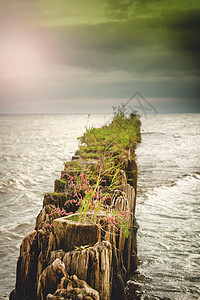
0, 114, 199, 299
126, 114, 200, 300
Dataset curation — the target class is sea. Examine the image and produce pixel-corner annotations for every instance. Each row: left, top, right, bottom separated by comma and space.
0, 113, 199, 299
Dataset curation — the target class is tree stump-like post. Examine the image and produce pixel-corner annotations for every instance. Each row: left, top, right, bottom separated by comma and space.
10, 113, 141, 299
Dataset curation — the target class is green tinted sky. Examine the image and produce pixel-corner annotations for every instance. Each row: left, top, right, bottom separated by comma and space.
0, 0, 199, 113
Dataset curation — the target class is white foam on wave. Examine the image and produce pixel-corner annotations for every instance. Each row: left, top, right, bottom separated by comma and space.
0, 225, 24, 239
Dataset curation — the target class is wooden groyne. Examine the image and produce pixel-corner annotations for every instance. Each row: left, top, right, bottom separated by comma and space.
10, 111, 141, 300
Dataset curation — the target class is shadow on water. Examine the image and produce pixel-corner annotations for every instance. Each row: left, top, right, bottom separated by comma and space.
125, 268, 153, 300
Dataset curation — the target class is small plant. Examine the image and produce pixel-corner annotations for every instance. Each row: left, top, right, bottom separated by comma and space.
77, 106, 141, 161
60, 158, 131, 238
45, 109, 140, 242
50, 207, 68, 217
74, 245, 89, 250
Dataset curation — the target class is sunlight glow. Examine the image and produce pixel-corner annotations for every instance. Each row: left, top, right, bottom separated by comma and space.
0, 30, 44, 80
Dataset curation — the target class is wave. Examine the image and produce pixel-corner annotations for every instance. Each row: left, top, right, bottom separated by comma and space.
0, 225, 24, 239
0, 175, 38, 192
143, 132, 165, 136
148, 172, 200, 197
147, 171, 200, 193
0, 153, 24, 161
185, 172, 200, 181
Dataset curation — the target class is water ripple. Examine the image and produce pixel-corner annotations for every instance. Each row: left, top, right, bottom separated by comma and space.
0, 114, 111, 298
126, 114, 200, 300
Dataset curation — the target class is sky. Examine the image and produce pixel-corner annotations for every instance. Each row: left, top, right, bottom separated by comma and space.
0, 0, 199, 114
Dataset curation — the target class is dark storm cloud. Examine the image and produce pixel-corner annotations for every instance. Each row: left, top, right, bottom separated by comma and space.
42, 14, 199, 77
0, 0, 199, 113
104, 0, 135, 18
1, 0, 199, 75
165, 9, 200, 68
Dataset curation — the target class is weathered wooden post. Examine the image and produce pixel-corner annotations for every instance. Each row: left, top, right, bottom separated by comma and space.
10, 113, 141, 300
